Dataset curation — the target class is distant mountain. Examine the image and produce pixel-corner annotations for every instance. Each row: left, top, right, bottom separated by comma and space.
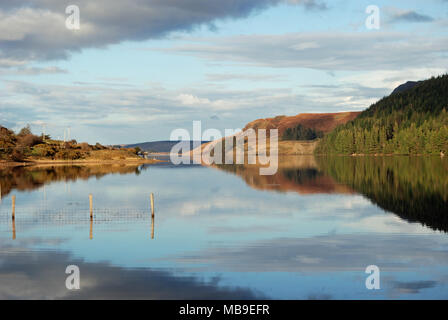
123, 140, 209, 153
316, 74, 448, 155
391, 80, 423, 95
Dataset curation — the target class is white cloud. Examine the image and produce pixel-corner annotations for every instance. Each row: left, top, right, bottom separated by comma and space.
340, 68, 448, 90
152, 32, 448, 72
0, 0, 326, 66
177, 93, 211, 106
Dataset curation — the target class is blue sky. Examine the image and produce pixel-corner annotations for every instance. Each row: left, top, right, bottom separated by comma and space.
0, 0, 447, 144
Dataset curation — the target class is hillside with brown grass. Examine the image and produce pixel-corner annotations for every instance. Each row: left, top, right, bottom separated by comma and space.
190, 112, 360, 156
243, 112, 361, 136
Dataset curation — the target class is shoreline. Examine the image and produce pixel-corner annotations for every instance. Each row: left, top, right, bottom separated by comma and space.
314, 153, 446, 157
0, 158, 165, 168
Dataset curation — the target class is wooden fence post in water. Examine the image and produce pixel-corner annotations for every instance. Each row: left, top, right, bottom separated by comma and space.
11, 195, 16, 240
12, 195, 16, 221
12, 217, 16, 240
151, 214, 154, 240
89, 194, 93, 239
150, 193, 155, 217
89, 194, 93, 219
90, 216, 93, 240
150, 193, 155, 239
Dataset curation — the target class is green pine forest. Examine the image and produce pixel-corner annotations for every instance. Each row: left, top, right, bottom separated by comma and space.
315, 74, 448, 155
283, 124, 323, 141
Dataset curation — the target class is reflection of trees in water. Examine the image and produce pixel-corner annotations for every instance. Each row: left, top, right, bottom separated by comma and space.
215, 156, 448, 232
282, 168, 322, 184
0, 164, 144, 198
317, 156, 448, 232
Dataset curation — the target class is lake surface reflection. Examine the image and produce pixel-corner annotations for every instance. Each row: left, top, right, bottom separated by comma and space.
0, 156, 447, 299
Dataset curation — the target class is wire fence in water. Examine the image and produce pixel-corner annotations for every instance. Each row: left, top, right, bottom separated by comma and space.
0, 206, 152, 227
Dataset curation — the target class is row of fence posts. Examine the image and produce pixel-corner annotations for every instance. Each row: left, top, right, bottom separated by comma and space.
8, 193, 156, 240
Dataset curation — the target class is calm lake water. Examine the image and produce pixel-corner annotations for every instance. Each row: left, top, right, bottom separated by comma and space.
0, 156, 447, 299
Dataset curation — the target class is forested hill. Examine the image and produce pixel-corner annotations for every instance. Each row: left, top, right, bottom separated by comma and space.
316, 74, 448, 155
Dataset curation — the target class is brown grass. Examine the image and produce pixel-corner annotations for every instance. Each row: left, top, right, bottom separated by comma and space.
243, 111, 361, 136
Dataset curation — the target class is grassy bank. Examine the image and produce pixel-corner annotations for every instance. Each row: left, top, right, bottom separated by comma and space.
1, 124, 158, 164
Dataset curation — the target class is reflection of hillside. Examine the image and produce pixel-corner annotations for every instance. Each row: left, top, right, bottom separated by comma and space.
0, 164, 144, 198
317, 156, 448, 232
214, 156, 353, 195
